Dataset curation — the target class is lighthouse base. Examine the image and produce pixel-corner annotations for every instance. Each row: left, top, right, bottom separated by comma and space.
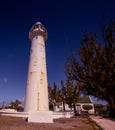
28, 111, 53, 123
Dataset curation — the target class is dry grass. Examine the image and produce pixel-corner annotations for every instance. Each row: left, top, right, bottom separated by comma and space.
0, 115, 101, 130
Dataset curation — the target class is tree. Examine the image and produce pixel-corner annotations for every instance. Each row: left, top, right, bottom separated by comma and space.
8, 99, 23, 111
65, 19, 115, 117
60, 80, 66, 111
51, 82, 62, 102
48, 81, 80, 114
64, 80, 80, 114
60, 80, 80, 114
48, 82, 62, 110
48, 84, 54, 110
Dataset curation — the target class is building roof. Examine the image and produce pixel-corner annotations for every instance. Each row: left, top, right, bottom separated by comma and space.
77, 96, 92, 103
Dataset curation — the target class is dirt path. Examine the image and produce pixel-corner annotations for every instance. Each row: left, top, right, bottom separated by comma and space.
0, 116, 101, 130
90, 116, 115, 130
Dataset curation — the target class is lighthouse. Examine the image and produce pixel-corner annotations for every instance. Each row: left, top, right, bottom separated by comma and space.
24, 22, 53, 123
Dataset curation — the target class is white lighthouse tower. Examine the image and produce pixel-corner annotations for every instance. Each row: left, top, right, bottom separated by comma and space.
24, 22, 53, 123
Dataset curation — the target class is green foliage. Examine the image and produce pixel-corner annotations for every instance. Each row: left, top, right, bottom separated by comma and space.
48, 82, 62, 104
94, 104, 108, 116
64, 80, 80, 106
6, 99, 23, 111
48, 80, 80, 114
65, 19, 115, 117
49, 103, 54, 111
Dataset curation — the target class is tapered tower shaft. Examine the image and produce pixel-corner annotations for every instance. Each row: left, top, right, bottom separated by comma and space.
24, 22, 49, 112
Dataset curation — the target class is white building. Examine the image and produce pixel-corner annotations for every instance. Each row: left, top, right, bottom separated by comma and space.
54, 96, 95, 115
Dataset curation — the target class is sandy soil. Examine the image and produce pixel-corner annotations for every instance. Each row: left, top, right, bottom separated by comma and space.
0, 115, 101, 130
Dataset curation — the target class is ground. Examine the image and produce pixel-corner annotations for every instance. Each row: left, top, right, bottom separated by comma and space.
0, 115, 101, 130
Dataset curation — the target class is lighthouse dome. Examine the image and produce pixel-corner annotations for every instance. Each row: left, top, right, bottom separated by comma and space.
36, 22, 41, 24
29, 22, 47, 41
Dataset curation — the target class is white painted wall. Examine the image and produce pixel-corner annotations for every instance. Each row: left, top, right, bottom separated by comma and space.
24, 28, 48, 112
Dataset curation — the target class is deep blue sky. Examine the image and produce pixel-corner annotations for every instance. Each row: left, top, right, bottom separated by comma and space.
0, 0, 114, 105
